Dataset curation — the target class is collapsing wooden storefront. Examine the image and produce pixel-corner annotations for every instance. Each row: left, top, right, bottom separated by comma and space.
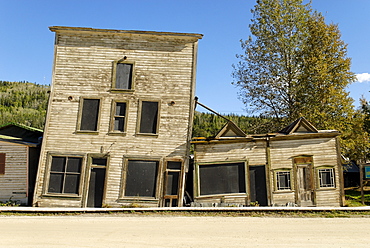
192, 117, 344, 207
33, 26, 203, 208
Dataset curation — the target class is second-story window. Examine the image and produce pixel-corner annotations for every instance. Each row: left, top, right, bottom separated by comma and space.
138, 100, 159, 135
78, 98, 100, 132
110, 101, 127, 133
112, 61, 134, 91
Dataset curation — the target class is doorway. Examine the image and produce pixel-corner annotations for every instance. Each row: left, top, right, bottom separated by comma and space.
163, 161, 182, 207
87, 158, 107, 207
296, 164, 315, 206
249, 165, 268, 206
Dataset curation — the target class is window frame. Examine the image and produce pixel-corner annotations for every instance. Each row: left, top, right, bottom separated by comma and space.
120, 157, 163, 201
111, 60, 135, 92
76, 97, 102, 134
317, 166, 336, 189
162, 159, 184, 207
274, 169, 292, 191
109, 100, 128, 135
196, 161, 248, 197
43, 153, 85, 197
136, 99, 160, 136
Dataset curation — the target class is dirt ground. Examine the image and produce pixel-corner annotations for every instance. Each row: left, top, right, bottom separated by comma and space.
0, 215, 369, 247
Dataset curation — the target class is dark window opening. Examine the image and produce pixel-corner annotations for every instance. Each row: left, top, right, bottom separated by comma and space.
0, 153, 5, 175
125, 160, 158, 197
167, 161, 182, 170
48, 156, 82, 194
113, 102, 126, 132
115, 63, 133, 90
92, 158, 107, 167
166, 171, 180, 196
80, 99, 100, 131
199, 162, 246, 195
139, 101, 159, 134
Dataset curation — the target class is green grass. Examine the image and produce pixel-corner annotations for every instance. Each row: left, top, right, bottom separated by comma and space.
345, 188, 370, 207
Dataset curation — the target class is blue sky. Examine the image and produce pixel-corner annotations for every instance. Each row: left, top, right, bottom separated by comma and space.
1, 0, 369, 114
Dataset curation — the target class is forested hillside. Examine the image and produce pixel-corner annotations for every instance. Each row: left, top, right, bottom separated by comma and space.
192, 111, 275, 138
0, 81, 367, 161
0, 81, 49, 129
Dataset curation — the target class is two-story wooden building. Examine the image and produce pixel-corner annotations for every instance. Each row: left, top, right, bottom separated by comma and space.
33, 26, 202, 208
192, 117, 344, 207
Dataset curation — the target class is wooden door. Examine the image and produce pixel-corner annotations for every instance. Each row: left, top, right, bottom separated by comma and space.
87, 158, 107, 208
249, 165, 268, 206
296, 165, 314, 206
163, 161, 182, 207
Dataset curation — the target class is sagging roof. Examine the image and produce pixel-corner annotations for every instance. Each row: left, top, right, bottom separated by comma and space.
0, 122, 43, 144
192, 117, 339, 144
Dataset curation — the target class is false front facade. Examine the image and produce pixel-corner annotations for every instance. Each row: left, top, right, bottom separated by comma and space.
192, 117, 344, 207
33, 26, 202, 207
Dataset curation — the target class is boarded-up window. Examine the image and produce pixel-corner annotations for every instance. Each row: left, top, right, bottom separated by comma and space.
48, 156, 82, 194
0, 153, 5, 175
115, 63, 133, 89
276, 171, 291, 190
139, 101, 159, 134
199, 162, 246, 195
112, 102, 126, 132
80, 99, 100, 131
318, 168, 335, 188
125, 160, 158, 197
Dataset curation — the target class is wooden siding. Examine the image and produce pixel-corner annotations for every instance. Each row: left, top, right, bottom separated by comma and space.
193, 136, 342, 207
195, 141, 267, 165
0, 141, 28, 205
269, 137, 341, 207
34, 28, 200, 207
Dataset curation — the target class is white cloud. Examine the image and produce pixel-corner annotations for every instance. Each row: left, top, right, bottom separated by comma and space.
356, 73, 370, 83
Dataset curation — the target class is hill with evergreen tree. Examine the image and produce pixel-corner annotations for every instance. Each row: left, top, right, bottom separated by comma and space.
192, 111, 273, 138
0, 81, 49, 129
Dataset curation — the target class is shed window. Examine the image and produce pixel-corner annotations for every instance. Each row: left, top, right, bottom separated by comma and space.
114, 63, 133, 90
48, 156, 82, 194
139, 101, 159, 134
79, 99, 100, 132
111, 102, 127, 132
199, 162, 246, 196
276, 171, 291, 190
318, 168, 335, 188
0, 153, 5, 175
124, 160, 159, 198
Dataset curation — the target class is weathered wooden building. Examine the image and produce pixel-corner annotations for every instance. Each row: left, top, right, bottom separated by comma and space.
192, 117, 344, 207
33, 26, 202, 207
0, 123, 42, 205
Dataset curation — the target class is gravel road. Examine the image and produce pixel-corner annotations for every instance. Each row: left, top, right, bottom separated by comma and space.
0, 216, 369, 247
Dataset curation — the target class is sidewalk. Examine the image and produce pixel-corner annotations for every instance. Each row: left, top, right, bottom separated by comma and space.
1, 206, 370, 213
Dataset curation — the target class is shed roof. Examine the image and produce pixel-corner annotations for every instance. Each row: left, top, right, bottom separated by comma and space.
49, 26, 203, 39
0, 123, 43, 144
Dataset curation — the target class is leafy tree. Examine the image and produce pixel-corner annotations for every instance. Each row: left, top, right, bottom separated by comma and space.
232, 0, 362, 160
297, 12, 355, 131
232, 0, 355, 130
